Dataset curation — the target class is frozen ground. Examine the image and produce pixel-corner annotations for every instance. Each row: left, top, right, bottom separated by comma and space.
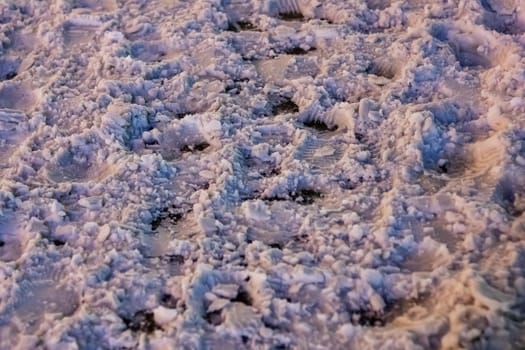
0, 0, 525, 348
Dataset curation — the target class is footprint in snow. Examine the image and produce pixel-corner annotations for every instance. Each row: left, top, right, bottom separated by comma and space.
62, 18, 100, 48
0, 82, 37, 111
71, 0, 118, 12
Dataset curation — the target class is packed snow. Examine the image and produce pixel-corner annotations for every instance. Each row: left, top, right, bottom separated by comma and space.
1, 0, 525, 348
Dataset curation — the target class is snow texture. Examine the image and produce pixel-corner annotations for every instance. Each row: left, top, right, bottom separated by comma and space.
0, 0, 525, 349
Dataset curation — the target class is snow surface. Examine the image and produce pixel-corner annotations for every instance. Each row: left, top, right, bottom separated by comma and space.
1, 0, 525, 348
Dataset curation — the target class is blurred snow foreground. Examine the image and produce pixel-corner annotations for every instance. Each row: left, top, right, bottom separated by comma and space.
1, 0, 525, 348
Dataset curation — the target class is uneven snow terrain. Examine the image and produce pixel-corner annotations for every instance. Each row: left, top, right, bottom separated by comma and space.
1, 0, 525, 348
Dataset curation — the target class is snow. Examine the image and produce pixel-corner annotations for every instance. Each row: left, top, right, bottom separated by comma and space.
0, 0, 525, 348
